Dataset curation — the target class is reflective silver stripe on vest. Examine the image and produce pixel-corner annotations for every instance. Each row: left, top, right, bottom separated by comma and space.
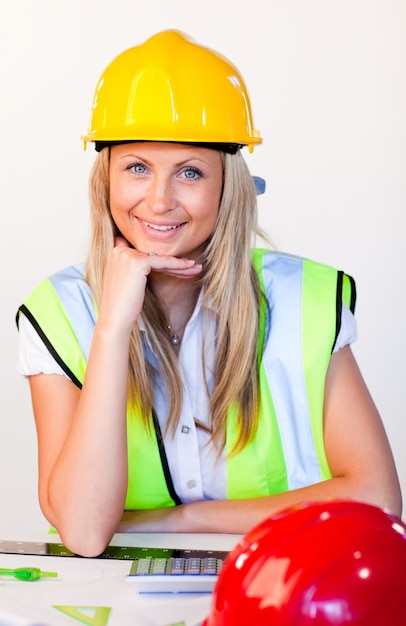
262, 253, 321, 489
49, 264, 96, 361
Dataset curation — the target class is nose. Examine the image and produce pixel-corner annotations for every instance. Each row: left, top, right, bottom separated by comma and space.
145, 174, 176, 215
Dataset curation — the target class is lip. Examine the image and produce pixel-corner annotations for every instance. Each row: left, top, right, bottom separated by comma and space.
136, 217, 187, 240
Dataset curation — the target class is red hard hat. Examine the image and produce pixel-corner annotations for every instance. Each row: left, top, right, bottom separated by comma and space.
203, 501, 406, 625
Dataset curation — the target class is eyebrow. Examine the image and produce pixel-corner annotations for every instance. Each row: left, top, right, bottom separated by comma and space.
118, 153, 212, 168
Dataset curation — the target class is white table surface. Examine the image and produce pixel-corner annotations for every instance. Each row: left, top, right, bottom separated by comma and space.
0, 532, 243, 626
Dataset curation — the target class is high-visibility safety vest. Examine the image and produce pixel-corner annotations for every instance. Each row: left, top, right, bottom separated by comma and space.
17, 249, 356, 510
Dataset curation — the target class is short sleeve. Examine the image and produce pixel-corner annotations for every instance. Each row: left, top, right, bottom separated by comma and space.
17, 313, 67, 377
333, 303, 358, 353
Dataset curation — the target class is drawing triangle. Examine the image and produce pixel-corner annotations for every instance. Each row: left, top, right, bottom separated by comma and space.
53, 606, 112, 626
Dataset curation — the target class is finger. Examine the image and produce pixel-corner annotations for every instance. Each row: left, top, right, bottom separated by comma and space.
147, 254, 199, 270
153, 263, 203, 279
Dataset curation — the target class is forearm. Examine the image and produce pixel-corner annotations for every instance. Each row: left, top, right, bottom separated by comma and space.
118, 473, 402, 535
40, 323, 131, 555
186, 475, 401, 534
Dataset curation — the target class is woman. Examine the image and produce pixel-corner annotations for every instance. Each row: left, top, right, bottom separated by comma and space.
17, 30, 401, 557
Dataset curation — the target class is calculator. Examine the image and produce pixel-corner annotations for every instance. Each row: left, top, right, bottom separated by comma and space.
126, 547, 228, 593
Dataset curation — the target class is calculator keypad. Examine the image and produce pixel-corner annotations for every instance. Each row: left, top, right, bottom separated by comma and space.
130, 555, 223, 576
127, 552, 226, 593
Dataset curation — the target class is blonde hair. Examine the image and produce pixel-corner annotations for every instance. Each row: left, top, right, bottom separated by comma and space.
86, 148, 266, 455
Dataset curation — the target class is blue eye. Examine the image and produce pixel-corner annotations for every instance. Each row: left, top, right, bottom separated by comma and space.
127, 163, 147, 174
183, 167, 200, 179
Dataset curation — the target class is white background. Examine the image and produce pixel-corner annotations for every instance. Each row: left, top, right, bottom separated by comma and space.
0, 0, 404, 535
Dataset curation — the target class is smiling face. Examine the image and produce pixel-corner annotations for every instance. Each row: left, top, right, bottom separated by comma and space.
109, 142, 224, 260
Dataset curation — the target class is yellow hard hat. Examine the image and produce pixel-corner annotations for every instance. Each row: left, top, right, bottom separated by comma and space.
82, 30, 262, 153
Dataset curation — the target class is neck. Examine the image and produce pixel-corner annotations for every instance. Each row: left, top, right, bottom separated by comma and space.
150, 272, 199, 307
149, 273, 200, 345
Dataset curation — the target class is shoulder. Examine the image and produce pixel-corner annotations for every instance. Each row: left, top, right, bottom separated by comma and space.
252, 249, 355, 306
18, 263, 94, 329
49, 263, 86, 280
252, 249, 356, 349
23, 263, 90, 303
252, 248, 348, 292
252, 248, 343, 275
47, 263, 93, 302
48, 263, 87, 290
22, 263, 86, 294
